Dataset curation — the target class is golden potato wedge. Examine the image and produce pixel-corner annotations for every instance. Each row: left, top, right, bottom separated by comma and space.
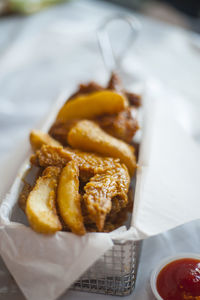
30, 130, 61, 152
57, 160, 86, 235
56, 90, 128, 121
26, 166, 62, 234
67, 120, 136, 176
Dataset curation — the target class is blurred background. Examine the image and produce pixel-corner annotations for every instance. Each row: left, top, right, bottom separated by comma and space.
0, 0, 200, 32
0, 0, 200, 162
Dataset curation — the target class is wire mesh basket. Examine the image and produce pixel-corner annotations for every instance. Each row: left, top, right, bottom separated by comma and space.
72, 239, 142, 296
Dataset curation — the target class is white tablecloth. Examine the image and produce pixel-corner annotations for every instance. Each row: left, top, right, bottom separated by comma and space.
0, 0, 200, 299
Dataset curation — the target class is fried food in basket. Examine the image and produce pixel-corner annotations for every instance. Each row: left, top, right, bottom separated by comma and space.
57, 161, 86, 235
30, 130, 61, 151
95, 108, 139, 144
26, 166, 62, 234
31, 144, 120, 181
49, 107, 138, 145
56, 90, 128, 121
21, 72, 141, 235
67, 120, 136, 176
83, 163, 130, 231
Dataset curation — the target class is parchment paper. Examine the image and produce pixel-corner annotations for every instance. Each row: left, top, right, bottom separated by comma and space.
0, 81, 200, 300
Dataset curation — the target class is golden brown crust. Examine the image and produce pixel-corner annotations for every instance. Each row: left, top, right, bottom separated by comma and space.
23, 72, 141, 235
96, 108, 139, 143
31, 145, 121, 182
83, 163, 130, 231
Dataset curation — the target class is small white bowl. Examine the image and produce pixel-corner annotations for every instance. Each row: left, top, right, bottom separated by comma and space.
150, 253, 200, 300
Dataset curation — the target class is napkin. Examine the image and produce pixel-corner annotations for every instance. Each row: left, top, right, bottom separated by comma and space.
0, 80, 200, 300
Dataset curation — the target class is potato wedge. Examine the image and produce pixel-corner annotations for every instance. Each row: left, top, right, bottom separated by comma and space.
30, 130, 61, 152
57, 160, 86, 235
67, 120, 136, 176
56, 90, 128, 121
26, 166, 62, 234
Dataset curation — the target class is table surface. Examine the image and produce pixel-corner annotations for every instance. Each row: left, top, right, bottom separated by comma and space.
0, 0, 200, 299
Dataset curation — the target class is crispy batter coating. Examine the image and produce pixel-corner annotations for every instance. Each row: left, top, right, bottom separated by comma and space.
96, 108, 139, 143
67, 120, 136, 176
31, 145, 120, 182
83, 163, 130, 231
30, 145, 74, 168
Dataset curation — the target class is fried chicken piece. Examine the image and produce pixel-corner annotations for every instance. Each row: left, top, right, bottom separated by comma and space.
83, 163, 130, 231
85, 195, 132, 233
68, 120, 136, 176
96, 108, 139, 143
30, 145, 120, 181
30, 145, 74, 168
68, 82, 104, 101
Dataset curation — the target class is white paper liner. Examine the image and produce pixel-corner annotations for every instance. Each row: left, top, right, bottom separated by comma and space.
0, 81, 200, 300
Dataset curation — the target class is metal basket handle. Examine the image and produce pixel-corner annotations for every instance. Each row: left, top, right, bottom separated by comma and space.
97, 15, 141, 73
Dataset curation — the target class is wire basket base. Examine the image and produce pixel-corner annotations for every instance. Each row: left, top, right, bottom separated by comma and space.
72, 240, 142, 296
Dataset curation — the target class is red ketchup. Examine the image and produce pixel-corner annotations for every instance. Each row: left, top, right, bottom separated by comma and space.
156, 258, 200, 300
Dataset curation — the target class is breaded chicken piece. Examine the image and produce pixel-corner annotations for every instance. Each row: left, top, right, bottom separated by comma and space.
96, 108, 139, 143
83, 163, 130, 231
30, 145, 120, 181
67, 120, 136, 176
30, 145, 75, 168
